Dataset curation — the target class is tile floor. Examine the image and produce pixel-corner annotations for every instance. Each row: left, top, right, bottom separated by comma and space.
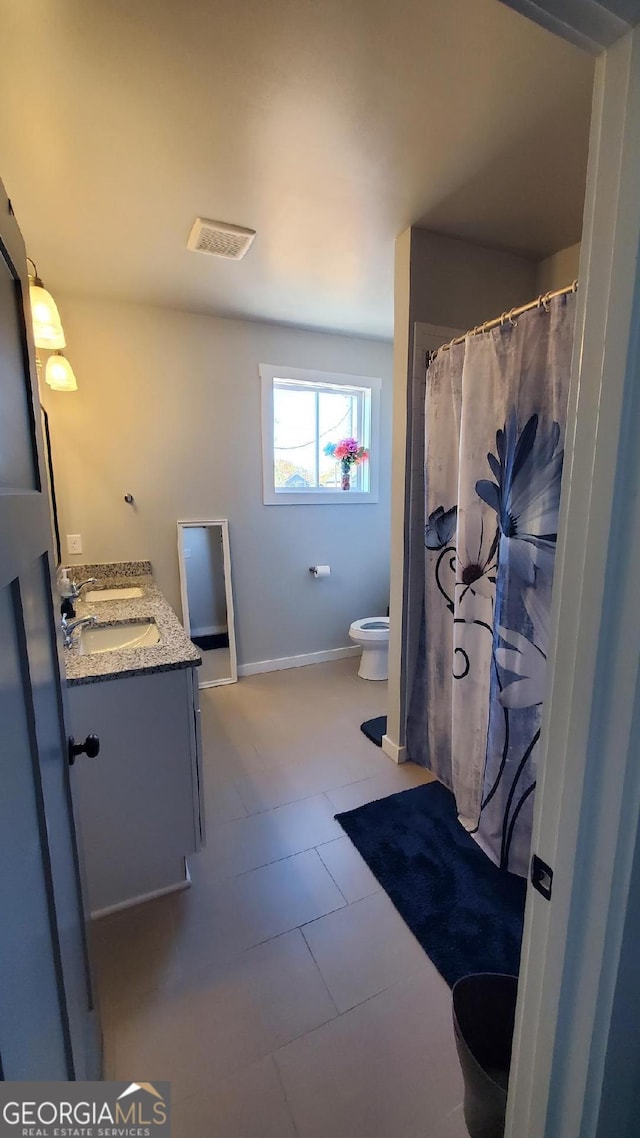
92, 659, 467, 1138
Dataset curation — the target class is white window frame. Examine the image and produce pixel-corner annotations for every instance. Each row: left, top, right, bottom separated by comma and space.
260, 363, 381, 505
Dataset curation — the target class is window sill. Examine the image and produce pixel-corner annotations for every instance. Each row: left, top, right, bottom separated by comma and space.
264, 489, 379, 506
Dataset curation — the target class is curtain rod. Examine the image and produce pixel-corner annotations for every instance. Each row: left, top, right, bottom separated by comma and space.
435, 279, 578, 356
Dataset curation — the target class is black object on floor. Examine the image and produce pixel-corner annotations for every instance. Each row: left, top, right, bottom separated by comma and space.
453, 973, 518, 1138
335, 781, 526, 987
192, 632, 229, 651
360, 715, 387, 747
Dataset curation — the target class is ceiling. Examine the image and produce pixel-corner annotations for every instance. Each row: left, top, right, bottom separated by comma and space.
0, 0, 594, 339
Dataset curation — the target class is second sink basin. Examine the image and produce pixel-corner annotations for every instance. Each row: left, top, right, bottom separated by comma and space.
84, 586, 144, 602
79, 620, 160, 655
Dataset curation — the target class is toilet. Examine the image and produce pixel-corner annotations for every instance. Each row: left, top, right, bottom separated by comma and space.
349, 617, 390, 680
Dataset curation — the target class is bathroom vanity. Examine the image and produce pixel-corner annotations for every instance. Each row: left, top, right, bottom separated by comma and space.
63, 562, 204, 916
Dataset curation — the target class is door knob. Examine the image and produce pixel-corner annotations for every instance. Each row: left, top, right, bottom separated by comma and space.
68, 734, 100, 765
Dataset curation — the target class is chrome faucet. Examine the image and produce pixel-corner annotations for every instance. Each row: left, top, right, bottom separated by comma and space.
71, 577, 98, 599
61, 613, 98, 648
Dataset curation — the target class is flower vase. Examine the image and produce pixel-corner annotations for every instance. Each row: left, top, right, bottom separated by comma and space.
341, 459, 351, 491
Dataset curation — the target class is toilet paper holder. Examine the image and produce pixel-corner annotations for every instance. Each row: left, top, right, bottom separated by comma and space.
309, 565, 331, 578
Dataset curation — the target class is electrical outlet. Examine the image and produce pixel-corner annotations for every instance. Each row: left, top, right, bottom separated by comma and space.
67, 534, 83, 556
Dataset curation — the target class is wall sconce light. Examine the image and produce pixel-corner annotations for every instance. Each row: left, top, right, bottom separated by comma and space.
27, 257, 66, 350
45, 351, 78, 392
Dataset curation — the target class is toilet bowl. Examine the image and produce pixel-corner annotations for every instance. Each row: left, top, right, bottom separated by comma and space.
349, 617, 390, 681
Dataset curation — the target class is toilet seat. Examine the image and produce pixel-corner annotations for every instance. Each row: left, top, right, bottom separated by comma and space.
349, 617, 390, 641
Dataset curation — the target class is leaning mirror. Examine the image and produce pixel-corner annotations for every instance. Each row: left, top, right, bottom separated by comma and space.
177, 519, 238, 687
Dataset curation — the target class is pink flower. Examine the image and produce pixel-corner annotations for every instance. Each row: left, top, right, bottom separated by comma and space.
332, 438, 368, 465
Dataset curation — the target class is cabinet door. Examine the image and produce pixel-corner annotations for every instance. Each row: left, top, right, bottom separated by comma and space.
70, 669, 198, 913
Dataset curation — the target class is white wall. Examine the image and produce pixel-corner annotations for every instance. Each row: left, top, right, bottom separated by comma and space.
408, 228, 538, 330
536, 241, 581, 293
42, 297, 393, 667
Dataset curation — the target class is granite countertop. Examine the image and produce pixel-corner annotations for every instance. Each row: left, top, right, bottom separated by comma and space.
62, 562, 201, 687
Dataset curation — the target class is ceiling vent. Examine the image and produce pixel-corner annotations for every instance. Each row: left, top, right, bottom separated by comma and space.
187, 217, 256, 260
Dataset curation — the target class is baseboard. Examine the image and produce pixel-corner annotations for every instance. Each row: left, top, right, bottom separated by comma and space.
382, 734, 407, 765
238, 645, 360, 677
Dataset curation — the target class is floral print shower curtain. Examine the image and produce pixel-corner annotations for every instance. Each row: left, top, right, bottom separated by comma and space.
406, 293, 576, 877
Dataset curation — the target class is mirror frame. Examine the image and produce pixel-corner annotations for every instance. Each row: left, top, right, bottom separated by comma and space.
177, 518, 238, 688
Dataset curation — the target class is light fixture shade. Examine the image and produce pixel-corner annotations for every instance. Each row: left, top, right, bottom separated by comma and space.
29, 280, 66, 349
45, 352, 77, 392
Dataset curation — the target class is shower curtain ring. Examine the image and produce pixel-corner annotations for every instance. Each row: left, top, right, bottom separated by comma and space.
507, 308, 518, 327
541, 292, 552, 313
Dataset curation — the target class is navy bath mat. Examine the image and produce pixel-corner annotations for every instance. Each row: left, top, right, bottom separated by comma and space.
360, 715, 387, 747
191, 631, 229, 651
335, 780, 526, 987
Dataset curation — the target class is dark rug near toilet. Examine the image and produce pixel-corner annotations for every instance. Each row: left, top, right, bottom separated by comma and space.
191, 631, 229, 651
360, 715, 387, 747
335, 780, 526, 988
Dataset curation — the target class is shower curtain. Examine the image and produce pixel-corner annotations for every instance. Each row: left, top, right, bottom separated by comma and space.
406, 293, 576, 877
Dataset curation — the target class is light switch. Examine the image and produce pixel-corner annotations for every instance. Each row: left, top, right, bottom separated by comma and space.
67, 534, 83, 555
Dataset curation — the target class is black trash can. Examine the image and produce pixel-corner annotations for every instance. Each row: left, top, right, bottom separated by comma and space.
452, 973, 518, 1138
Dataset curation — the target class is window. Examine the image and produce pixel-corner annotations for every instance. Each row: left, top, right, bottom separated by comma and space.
260, 364, 381, 505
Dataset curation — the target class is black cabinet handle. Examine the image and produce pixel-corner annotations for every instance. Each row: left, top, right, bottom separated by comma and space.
68, 734, 100, 765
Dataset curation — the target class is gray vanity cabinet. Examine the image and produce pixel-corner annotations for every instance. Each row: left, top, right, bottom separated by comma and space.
69, 665, 204, 916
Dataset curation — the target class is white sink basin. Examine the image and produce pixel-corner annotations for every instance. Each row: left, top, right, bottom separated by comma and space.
79, 620, 160, 655
84, 586, 144, 602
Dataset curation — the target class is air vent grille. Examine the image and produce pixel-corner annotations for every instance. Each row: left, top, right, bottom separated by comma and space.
187, 217, 256, 260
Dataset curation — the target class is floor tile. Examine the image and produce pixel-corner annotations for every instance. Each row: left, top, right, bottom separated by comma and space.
94, 663, 464, 1134
171, 1056, 297, 1138
200, 725, 274, 782
200, 724, 261, 777
192, 794, 343, 881
203, 778, 248, 824
90, 895, 177, 1013
275, 968, 464, 1138
250, 723, 389, 768
316, 835, 382, 903
101, 1028, 117, 1080
302, 891, 428, 1011
433, 1104, 468, 1138
327, 762, 435, 814
112, 930, 337, 1103
234, 752, 380, 815
171, 848, 346, 963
